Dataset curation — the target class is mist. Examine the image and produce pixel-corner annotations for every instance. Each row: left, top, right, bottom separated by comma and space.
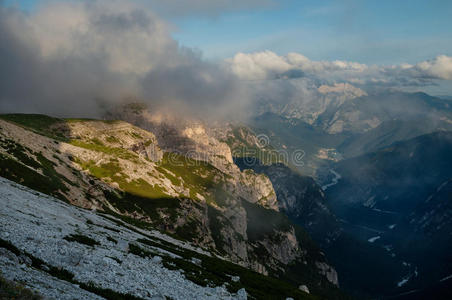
0, 0, 451, 123
0, 0, 245, 120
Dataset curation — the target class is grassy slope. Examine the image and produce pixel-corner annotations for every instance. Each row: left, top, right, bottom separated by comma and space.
0, 114, 348, 300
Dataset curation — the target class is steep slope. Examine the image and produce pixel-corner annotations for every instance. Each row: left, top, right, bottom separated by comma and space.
384, 179, 452, 299
314, 91, 452, 134
251, 91, 452, 176
338, 119, 452, 159
249, 112, 347, 176
234, 158, 342, 248
326, 131, 452, 215
0, 176, 316, 300
322, 131, 452, 298
0, 114, 344, 298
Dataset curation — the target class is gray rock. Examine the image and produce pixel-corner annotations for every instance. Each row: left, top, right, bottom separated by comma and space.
0, 248, 19, 265
18, 254, 32, 266
298, 285, 310, 294
237, 288, 247, 300
152, 256, 162, 264
191, 257, 202, 266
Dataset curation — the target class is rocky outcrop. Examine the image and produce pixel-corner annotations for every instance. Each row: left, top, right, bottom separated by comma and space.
105, 104, 233, 171
0, 177, 248, 300
238, 169, 278, 210
105, 104, 278, 210
316, 262, 339, 287
235, 159, 341, 247
0, 114, 341, 294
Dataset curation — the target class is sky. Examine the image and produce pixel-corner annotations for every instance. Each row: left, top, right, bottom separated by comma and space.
172, 0, 452, 64
1, 0, 451, 118
6, 0, 452, 64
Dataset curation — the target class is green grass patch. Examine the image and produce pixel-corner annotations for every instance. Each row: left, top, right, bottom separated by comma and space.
106, 136, 120, 143
158, 152, 233, 206
63, 234, 100, 247
76, 158, 170, 200
0, 114, 67, 140
136, 238, 316, 299
69, 140, 138, 161
0, 273, 42, 300
0, 153, 70, 202
225, 126, 283, 165
107, 236, 118, 244
102, 190, 180, 226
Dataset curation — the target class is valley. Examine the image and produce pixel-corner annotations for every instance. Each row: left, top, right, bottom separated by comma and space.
1, 89, 451, 300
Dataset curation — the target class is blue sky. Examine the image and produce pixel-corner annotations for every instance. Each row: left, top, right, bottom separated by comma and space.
4, 0, 452, 65
171, 0, 452, 64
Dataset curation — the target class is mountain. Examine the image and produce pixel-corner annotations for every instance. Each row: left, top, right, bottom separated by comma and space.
0, 176, 309, 300
0, 113, 346, 299
314, 91, 452, 135
322, 131, 452, 298
257, 90, 452, 135
250, 91, 452, 176
249, 112, 347, 176
337, 118, 452, 159
233, 158, 342, 248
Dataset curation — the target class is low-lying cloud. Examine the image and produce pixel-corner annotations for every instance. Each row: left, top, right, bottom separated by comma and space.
227, 51, 452, 87
0, 0, 241, 118
0, 0, 451, 122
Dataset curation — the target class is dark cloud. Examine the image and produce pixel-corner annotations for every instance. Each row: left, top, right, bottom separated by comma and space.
0, 1, 242, 119
1, 1, 450, 123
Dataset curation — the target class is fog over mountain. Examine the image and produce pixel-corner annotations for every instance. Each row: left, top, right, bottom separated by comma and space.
1, 0, 451, 121
1, 1, 452, 299
0, 0, 242, 119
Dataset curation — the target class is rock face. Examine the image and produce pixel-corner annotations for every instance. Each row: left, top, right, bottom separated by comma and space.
247, 91, 452, 178
105, 104, 234, 172
315, 262, 339, 287
299, 285, 310, 294
0, 113, 340, 294
234, 159, 341, 247
105, 104, 278, 210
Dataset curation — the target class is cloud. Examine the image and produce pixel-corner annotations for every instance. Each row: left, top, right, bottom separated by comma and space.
413, 55, 452, 80
227, 51, 452, 88
227, 51, 368, 80
227, 51, 293, 80
226, 51, 452, 123
0, 0, 241, 119
0, 0, 450, 123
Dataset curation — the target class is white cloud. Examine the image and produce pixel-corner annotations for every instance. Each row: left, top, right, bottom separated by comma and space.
227, 51, 292, 80
414, 55, 452, 80
31, 0, 175, 74
0, 0, 241, 118
227, 51, 452, 89
228, 51, 369, 80
1, 0, 450, 122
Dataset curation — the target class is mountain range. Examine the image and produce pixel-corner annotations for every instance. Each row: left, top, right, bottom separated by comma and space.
1, 90, 452, 299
